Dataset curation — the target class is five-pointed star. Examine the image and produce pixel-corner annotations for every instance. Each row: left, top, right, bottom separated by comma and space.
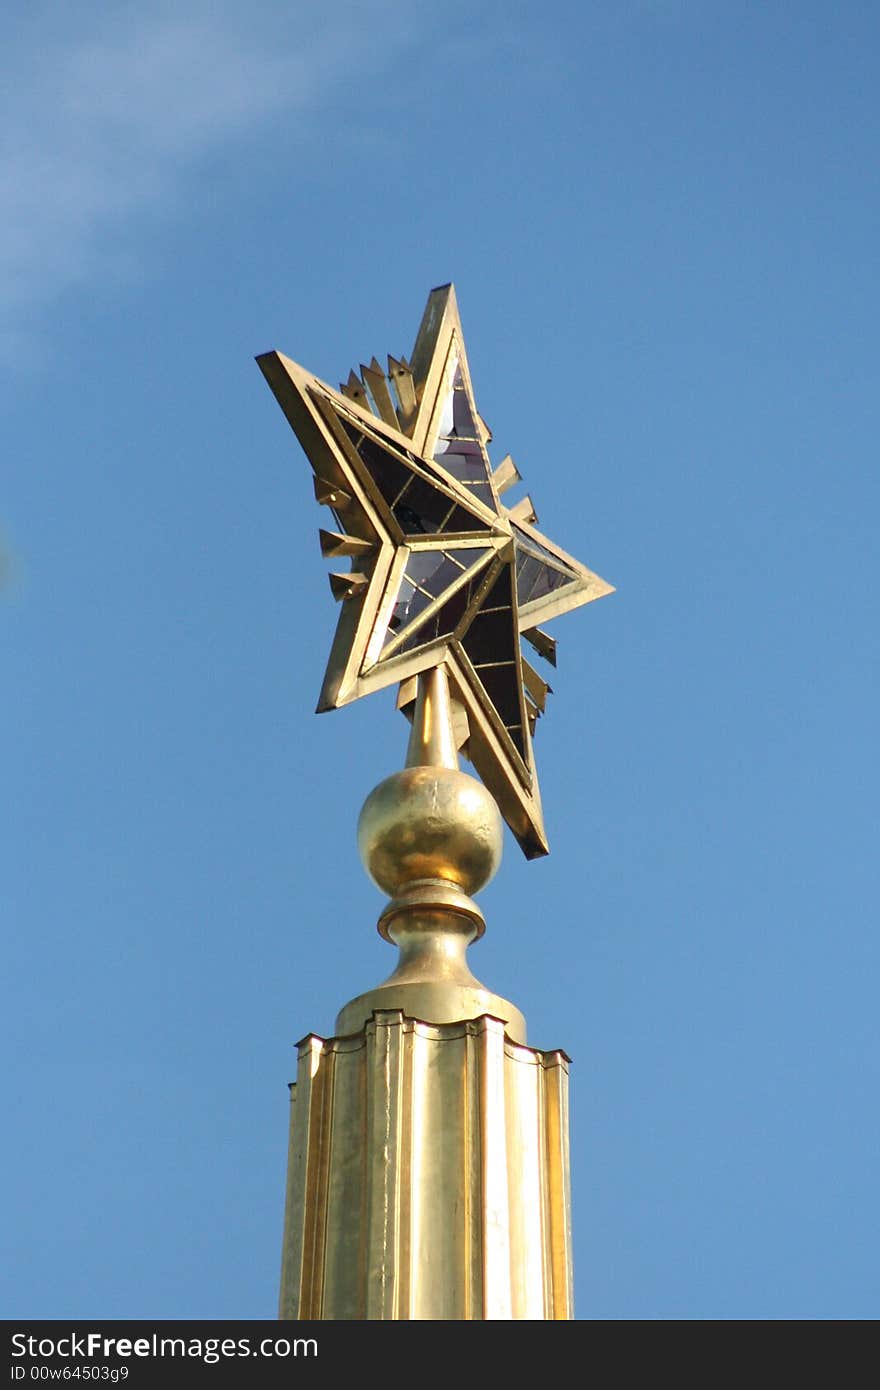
257, 284, 613, 858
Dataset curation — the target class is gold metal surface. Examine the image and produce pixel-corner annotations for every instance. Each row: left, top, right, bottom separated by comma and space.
358, 668, 502, 902
359, 766, 502, 900
256, 284, 613, 858
279, 1011, 573, 1320
335, 947, 528, 1046
403, 660, 459, 769
343, 666, 524, 1041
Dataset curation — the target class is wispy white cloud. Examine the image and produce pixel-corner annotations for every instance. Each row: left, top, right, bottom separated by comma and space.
0, 1, 412, 352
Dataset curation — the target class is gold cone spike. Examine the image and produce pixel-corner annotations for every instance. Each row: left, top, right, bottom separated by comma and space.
403, 660, 459, 769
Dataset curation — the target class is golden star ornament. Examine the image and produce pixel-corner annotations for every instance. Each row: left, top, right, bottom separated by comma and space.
256, 285, 612, 858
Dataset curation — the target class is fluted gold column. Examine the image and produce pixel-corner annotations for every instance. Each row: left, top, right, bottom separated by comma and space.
279, 669, 574, 1320
279, 1011, 572, 1319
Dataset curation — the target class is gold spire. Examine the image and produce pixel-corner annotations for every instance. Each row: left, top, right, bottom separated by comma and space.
339, 665, 525, 1042
404, 664, 459, 770
280, 669, 573, 1318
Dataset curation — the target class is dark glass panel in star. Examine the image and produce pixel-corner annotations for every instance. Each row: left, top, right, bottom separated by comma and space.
515, 553, 544, 605
405, 547, 475, 599
462, 600, 514, 661
433, 434, 492, 480
393, 474, 455, 534
434, 364, 477, 438
452, 379, 478, 435
474, 666, 524, 751
340, 417, 490, 536
454, 479, 495, 509
435, 462, 497, 512
385, 577, 434, 637
432, 365, 498, 509
437, 447, 486, 482
528, 562, 573, 603
405, 549, 456, 591
512, 523, 568, 565
459, 566, 526, 757
461, 565, 514, 666
513, 528, 578, 607
420, 555, 469, 596
397, 564, 488, 655
384, 548, 492, 654
443, 502, 490, 533
340, 420, 411, 507
436, 375, 456, 437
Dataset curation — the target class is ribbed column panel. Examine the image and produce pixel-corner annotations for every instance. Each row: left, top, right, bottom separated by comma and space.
279, 1009, 573, 1320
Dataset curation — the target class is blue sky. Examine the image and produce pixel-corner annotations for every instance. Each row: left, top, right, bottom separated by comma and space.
3, 1, 878, 1319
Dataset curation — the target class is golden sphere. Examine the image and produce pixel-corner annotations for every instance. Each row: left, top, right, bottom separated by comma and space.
358, 765, 503, 899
